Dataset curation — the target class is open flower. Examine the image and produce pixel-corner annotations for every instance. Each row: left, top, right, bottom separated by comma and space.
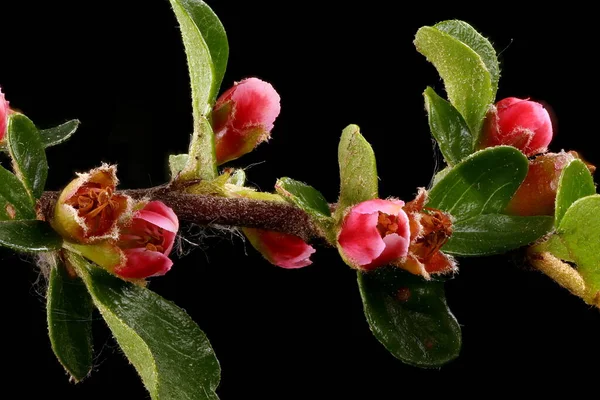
480, 97, 553, 157
114, 201, 179, 279
213, 77, 281, 164
52, 165, 131, 243
0, 87, 10, 142
337, 199, 411, 271
244, 228, 315, 269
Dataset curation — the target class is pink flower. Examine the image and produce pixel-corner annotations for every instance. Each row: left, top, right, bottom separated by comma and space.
0, 87, 10, 142
337, 199, 411, 271
213, 77, 281, 164
244, 228, 315, 269
115, 201, 179, 279
480, 97, 553, 156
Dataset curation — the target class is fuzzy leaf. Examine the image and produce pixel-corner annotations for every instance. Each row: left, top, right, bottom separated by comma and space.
424, 87, 474, 165
428, 146, 528, 221
0, 165, 36, 220
443, 214, 553, 256
0, 220, 62, 252
169, 154, 189, 179
179, 116, 217, 181
555, 159, 596, 227
47, 256, 93, 382
335, 124, 378, 220
415, 26, 494, 138
6, 114, 48, 199
69, 253, 221, 400
276, 177, 331, 219
358, 267, 461, 367
40, 120, 81, 148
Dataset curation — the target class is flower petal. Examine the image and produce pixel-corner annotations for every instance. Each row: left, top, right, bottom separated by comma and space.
116, 248, 173, 279
338, 211, 385, 267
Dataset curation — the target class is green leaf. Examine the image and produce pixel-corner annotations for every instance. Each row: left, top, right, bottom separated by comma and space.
358, 268, 461, 368
47, 256, 93, 382
424, 87, 474, 165
555, 159, 596, 227
428, 146, 528, 221
0, 220, 62, 252
40, 120, 81, 148
6, 114, 48, 199
0, 165, 36, 220
179, 116, 217, 181
533, 235, 575, 263
276, 177, 331, 219
556, 195, 600, 294
169, 154, 189, 179
69, 253, 221, 400
414, 26, 494, 137
335, 124, 378, 220
443, 214, 553, 256
434, 20, 499, 98
227, 169, 246, 186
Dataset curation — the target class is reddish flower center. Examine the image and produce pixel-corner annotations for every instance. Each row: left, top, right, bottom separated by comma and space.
377, 212, 400, 237
67, 184, 122, 236
119, 220, 166, 253
411, 208, 453, 262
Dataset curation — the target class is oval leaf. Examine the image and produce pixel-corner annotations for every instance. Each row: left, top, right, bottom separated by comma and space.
434, 20, 499, 98
179, 116, 217, 181
555, 159, 596, 227
424, 87, 474, 165
0, 220, 62, 252
358, 268, 461, 368
0, 165, 36, 220
335, 124, 378, 220
443, 214, 554, 256
428, 146, 529, 221
40, 120, 81, 148
47, 256, 93, 382
414, 26, 494, 137
6, 114, 48, 199
276, 177, 331, 218
69, 253, 221, 400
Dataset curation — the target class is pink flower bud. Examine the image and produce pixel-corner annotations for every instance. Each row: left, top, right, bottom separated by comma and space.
52, 165, 132, 243
480, 97, 553, 156
213, 77, 281, 164
337, 199, 411, 271
244, 228, 315, 269
0, 87, 10, 142
114, 201, 179, 279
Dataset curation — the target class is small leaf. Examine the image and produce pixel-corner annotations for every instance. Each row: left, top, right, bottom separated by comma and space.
169, 153, 189, 179
415, 26, 494, 137
69, 253, 221, 400
276, 177, 331, 218
335, 124, 378, 220
358, 268, 461, 367
556, 195, 600, 294
227, 169, 246, 186
6, 114, 48, 199
47, 255, 93, 382
40, 120, 81, 148
424, 87, 474, 165
443, 214, 553, 256
428, 146, 528, 221
434, 20, 499, 98
179, 116, 218, 181
532, 235, 575, 263
0, 165, 36, 220
555, 159, 596, 227
0, 220, 62, 252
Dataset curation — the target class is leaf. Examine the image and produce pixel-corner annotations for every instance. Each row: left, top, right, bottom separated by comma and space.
428, 146, 528, 221
6, 114, 48, 199
69, 253, 221, 400
358, 268, 461, 368
47, 256, 93, 382
443, 214, 553, 256
169, 154, 189, 179
0, 220, 62, 252
414, 26, 494, 137
424, 87, 474, 165
335, 124, 378, 220
434, 20, 499, 98
40, 120, 81, 148
554, 159, 596, 227
179, 116, 217, 181
556, 195, 600, 294
0, 165, 36, 220
275, 177, 331, 219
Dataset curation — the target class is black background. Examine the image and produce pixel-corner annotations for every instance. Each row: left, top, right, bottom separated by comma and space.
1, 1, 599, 398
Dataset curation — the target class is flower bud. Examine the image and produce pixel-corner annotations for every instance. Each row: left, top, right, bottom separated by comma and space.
0, 87, 10, 142
480, 97, 553, 156
244, 228, 315, 269
52, 165, 131, 243
506, 151, 593, 216
114, 201, 179, 279
337, 199, 411, 271
213, 77, 281, 164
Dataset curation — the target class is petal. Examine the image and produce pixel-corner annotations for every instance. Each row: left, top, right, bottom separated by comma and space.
116, 248, 173, 279
230, 78, 281, 132
350, 198, 405, 215
338, 211, 384, 266
138, 201, 179, 232
245, 228, 315, 269
424, 252, 457, 274
365, 233, 410, 270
